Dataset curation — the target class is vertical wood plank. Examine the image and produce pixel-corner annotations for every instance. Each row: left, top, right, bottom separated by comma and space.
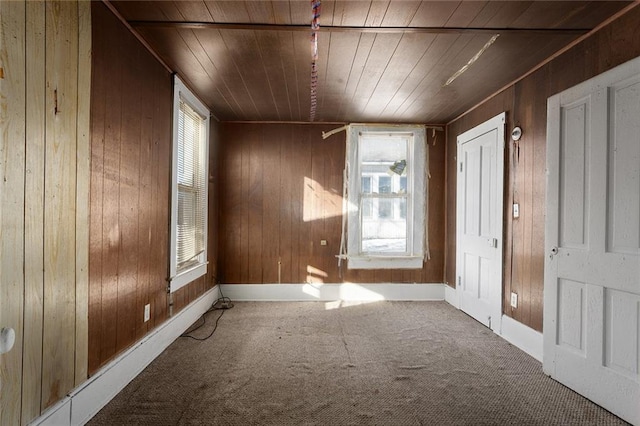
0, 1, 26, 424
75, 0, 91, 386
21, 1, 45, 422
248, 126, 264, 283
262, 125, 281, 283
278, 125, 292, 282
134, 52, 154, 339
116, 30, 141, 353
239, 126, 251, 283
426, 129, 446, 283
219, 124, 241, 283
207, 121, 220, 287
99, 2, 122, 366
296, 128, 313, 282
41, 0, 78, 409
288, 125, 303, 282
529, 68, 548, 331
147, 63, 162, 323
88, 0, 106, 374
309, 129, 325, 280
151, 64, 171, 326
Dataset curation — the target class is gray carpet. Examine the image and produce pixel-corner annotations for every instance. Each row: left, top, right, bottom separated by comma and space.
89, 301, 627, 425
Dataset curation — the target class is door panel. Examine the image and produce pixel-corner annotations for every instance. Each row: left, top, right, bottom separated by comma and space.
559, 99, 589, 249
604, 289, 640, 380
457, 113, 505, 331
608, 78, 640, 255
545, 56, 640, 425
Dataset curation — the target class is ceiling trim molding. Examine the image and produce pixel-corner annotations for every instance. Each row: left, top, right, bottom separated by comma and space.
129, 21, 591, 36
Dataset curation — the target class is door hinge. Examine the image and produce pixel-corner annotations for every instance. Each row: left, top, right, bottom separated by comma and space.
459, 162, 463, 172
457, 276, 461, 287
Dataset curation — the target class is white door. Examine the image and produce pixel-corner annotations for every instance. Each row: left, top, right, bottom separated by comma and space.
545, 56, 640, 425
456, 113, 505, 332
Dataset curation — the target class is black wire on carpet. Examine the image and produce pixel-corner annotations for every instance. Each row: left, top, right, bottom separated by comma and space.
180, 284, 233, 341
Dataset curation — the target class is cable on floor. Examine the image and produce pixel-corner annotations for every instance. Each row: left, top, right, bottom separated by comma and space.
180, 284, 233, 341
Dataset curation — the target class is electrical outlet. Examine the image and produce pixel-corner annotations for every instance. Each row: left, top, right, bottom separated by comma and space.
144, 304, 151, 322
510, 292, 518, 309
320, 240, 327, 246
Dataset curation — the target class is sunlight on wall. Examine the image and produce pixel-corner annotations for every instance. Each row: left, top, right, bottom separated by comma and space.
303, 176, 344, 222
306, 265, 328, 284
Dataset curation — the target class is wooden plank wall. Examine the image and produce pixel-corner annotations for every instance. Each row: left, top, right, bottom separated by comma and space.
88, 2, 218, 374
0, 1, 91, 424
218, 123, 445, 284
89, 0, 170, 374
445, 5, 640, 332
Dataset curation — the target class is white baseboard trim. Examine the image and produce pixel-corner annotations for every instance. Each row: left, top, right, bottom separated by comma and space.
220, 283, 446, 302
31, 286, 219, 426
500, 314, 543, 362
30, 398, 71, 426
442, 292, 543, 362
444, 284, 459, 308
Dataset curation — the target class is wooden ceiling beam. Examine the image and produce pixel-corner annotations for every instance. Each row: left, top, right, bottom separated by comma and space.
129, 21, 591, 36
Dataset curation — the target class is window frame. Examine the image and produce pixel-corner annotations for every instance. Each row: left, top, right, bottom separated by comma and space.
169, 76, 210, 293
346, 125, 426, 269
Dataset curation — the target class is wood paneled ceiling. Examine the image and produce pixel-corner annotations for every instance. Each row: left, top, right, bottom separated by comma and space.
110, 1, 632, 123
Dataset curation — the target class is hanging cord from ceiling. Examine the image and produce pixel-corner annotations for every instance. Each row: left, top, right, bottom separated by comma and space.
309, 0, 321, 121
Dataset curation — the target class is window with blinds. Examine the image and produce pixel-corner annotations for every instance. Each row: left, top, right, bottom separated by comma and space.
176, 100, 206, 270
170, 77, 210, 292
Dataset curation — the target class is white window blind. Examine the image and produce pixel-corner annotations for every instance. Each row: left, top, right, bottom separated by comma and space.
170, 76, 210, 293
176, 100, 206, 270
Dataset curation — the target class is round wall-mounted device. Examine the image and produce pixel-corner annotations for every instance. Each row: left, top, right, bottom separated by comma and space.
511, 126, 522, 141
0, 327, 16, 355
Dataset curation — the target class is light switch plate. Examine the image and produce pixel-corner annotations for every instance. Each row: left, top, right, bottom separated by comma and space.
510, 292, 518, 308
513, 203, 520, 218
144, 304, 151, 322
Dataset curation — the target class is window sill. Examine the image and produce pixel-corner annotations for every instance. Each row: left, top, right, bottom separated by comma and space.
170, 262, 207, 293
347, 256, 423, 270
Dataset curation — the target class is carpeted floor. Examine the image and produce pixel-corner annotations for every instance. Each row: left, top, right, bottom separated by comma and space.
89, 301, 627, 425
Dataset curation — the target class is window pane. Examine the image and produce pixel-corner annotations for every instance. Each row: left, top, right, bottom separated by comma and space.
361, 176, 371, 194
399, 176, 407, 193
362, 196, 407, 253
398, 198, 407, 219
362, 198, 373, 218
378, 176, 391, 194
378, 199, 392, 218
358, 133, 410, 255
